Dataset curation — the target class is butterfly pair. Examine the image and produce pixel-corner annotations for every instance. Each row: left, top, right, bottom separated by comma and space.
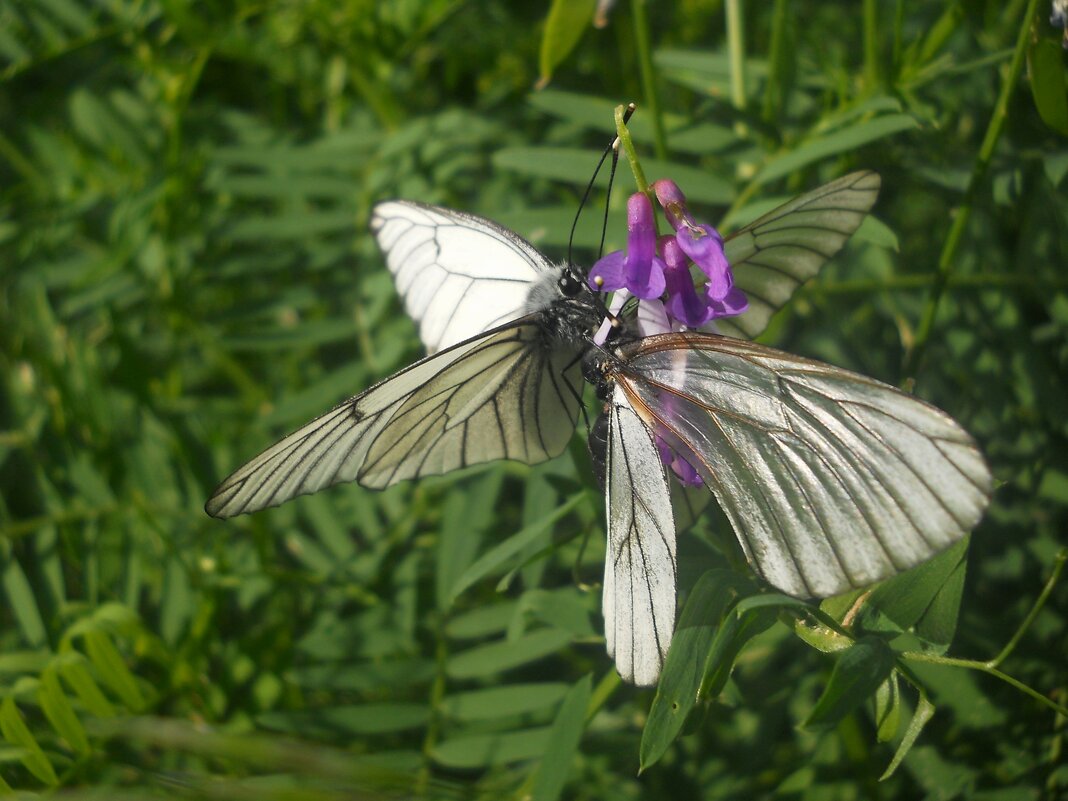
206, 171, 992, 686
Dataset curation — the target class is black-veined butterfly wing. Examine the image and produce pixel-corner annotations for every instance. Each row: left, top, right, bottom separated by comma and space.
671, 170, 882, 531
206, 318, 583, 518
371, 201, 558, 353
717, 170, 881, 340
603, 384, 677, 686
613, 332, 992, 599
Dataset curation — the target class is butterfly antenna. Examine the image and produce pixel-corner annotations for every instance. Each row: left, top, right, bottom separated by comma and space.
565, 103, 636, 327
566, 102, 636, 273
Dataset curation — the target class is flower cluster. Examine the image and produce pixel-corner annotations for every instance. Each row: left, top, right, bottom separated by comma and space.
589, 180, 748, 334
589, 180, 749, 487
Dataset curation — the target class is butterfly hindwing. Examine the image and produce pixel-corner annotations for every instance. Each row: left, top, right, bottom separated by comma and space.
371, 201, 557, 353
615, 332, 991, 599
718, 170, 881, 340
603, 384, 677, 686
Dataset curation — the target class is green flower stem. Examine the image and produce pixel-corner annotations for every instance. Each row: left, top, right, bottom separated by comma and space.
900, 651, 1068, 718
863, 0, 880, 89
615, 104, 650, 195
904, 0, 1040, 377
762, 0, 789, 124
989, 548, 1066, 669
630, 0, 667, 159
725, 0, 747, 112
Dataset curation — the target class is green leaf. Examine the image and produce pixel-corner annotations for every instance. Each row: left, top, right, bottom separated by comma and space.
446, 601, 520, 640
700, 606, 778, 700
38, 667, 90, 756
446, 628, 573, 679
82, 630, 145, 711
431, 726, 553, 769
913, 553, 967, 652
437, 473, 503, 611
531, 674, 592, 801
1029, 37, 1068, 135
1, 547, 47, 647
287, 658, 436, 692
448, 494, 584, 604
492, 148, 733, 203
537, 0, 595, 88
56, 654, 115, 718
259, 703, 429, 737
801, 636, 896, 731
880, 691, 936, 780
874, 673, 901, 743
640, 570, 754, 771
755, 114, 918, 185
0, 697, 58, 785
859, 537, 968, 647
440, 683, 570, 722
518, 588, 595, 638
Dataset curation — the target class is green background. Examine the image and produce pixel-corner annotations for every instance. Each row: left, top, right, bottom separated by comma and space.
1, 1, 1066, 798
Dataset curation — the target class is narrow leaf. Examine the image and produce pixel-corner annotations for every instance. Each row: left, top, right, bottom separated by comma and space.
802, 637, 896, 731
446, 629, 573, 679
537, 0, 595, 88
57, 655, 115, 718
431, 726, 552, 769
0, 697, 58, 785
531, 674, 592, 801
874, 673, 902, 743
641, 570, 753, 770
38, 667, 90, 756
449, 494, 583, 604
1, 551, 47, 647
1029, 37, 1068, 134
756, 115, 918, 185
880, 691, 936, 780
83, 630, 145, 711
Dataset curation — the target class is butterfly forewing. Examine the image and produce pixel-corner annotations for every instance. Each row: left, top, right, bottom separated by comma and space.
718, 170, 881, 340
206, 318, 581, 518
371, 201, 556, 353
604, 384, 677, 686
359, 322, 583, 488
614, 333, 991, 599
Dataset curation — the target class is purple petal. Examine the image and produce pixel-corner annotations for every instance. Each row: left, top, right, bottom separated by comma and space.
706, 286, 749, 318
626, 193, 657, 261
620, 193, 666, 299
661, 236, 713, 327
675, 224, 732, 300
670, 456, 703, 487
589, 250, 627, 291
652, 178, 689, 230
625, 254, 666, 299
655, 434, 704, 487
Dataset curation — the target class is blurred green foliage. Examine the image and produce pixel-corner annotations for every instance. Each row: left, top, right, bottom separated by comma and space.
1, 0, 1067, 798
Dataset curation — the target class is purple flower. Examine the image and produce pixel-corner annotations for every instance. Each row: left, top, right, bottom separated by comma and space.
661, 236, 715, 327
586, 177, 751, 488
653, 179, 734, 302
706, 286, 749, 318
655, 433, 703, 487
589, 193, 666, 300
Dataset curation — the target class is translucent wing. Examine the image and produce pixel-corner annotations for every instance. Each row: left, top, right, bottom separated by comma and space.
603, 384, 677, 686
615, 332, 991, 599
206, 319, 583, 518
718, 171, 881, 340
371, 201, 558, 353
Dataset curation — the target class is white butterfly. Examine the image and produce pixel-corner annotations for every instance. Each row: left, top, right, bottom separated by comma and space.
206, 171, 992, 687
